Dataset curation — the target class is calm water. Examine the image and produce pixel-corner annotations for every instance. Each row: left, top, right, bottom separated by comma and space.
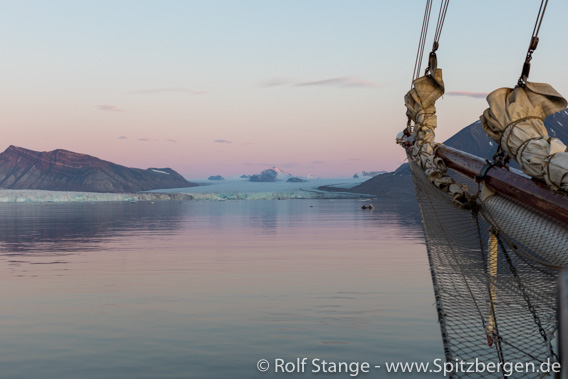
0, 199, 444, 378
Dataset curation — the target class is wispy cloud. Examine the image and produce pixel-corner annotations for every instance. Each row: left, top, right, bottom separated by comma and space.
296, 77, 383, 88
214, 139, 232, 144
446, 91, 488, 99
130, 88, 208, 95
97, 105, 125, 112
262, 76, 384, 89
311, 160, 326, 165
119, 136, 176, 143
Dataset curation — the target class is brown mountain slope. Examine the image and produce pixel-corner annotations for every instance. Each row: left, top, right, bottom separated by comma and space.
0, 145, 197, 193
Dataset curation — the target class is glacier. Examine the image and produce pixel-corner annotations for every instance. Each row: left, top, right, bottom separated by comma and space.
153, 177, 366, 194
0, 190, 194, 203
0, 178, 369, 203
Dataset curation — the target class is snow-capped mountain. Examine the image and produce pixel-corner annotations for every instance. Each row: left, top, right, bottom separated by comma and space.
270, 167, 294, 180
249, 167, 294, 182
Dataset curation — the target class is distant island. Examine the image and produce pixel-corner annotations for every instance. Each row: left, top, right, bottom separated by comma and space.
0, 145, 197, 193
287, 177, 307, 183
249, 167, 293, 182
208, 175, 225, 181
249, 169, 278, 182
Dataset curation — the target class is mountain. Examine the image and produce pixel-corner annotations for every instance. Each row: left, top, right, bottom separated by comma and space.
353, 170, 386, 179
345, 108, 568, 196
322, 164, 415, 198
287, 177, 307, 183
270, 167, 294, 180
249, 167, 294, 182
0, 145, 197, 193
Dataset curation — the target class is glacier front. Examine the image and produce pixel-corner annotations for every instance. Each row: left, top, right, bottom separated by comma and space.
0, 178, 369, 203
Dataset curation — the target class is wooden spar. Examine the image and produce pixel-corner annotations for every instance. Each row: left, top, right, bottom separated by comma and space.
435, 145, 568, 226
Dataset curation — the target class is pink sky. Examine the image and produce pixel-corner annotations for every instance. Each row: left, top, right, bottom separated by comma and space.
2, 1, 568, 178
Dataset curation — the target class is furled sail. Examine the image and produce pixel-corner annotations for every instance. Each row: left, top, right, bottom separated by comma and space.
480, 82, 568, 190
403, 69, 470, 205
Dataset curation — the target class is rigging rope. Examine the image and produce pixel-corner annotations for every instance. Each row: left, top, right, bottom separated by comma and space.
432, 0, 450, 53
518, 0, 549, 87
425, 0, 449, 77
411, 0, 450, 84
412, 0, 433, 84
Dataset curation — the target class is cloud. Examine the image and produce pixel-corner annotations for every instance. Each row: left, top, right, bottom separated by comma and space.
445, 91, 489, 99
262, 76, 384, 89
296, 77, 383, 88
311, 160, 326, 165
348, 158, 361, 161
130, 88, 208, 95
263, 76, 386, 88
97, 105, 125, 112
117, 136, 127, 140
214, 139, 232, 144
166, 139, 177, 143
137, 138, 152, 142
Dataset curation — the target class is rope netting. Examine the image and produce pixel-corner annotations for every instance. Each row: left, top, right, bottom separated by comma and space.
409, 157, 561, 378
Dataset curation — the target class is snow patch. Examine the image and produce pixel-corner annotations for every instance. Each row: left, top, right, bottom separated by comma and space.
151, 169, 170, 175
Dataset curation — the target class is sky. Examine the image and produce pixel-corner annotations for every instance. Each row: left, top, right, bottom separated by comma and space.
2, 0, 568, 179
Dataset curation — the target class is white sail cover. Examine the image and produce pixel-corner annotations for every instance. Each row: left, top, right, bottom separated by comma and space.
403, 69, 469, 205
481, 82, 568, 190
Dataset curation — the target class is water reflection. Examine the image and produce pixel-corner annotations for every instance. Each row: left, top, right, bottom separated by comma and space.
0, 198, 440, 379
0, 202, 186, 254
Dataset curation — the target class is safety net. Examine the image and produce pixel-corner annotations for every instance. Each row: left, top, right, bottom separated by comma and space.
409, 158, 561, 378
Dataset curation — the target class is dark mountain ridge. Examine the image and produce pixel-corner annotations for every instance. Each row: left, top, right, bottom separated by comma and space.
344, 108, 568, 196
0, 145, 196, 193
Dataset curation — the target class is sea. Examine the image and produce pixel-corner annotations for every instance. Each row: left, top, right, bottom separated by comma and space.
0, 183, 446, 378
